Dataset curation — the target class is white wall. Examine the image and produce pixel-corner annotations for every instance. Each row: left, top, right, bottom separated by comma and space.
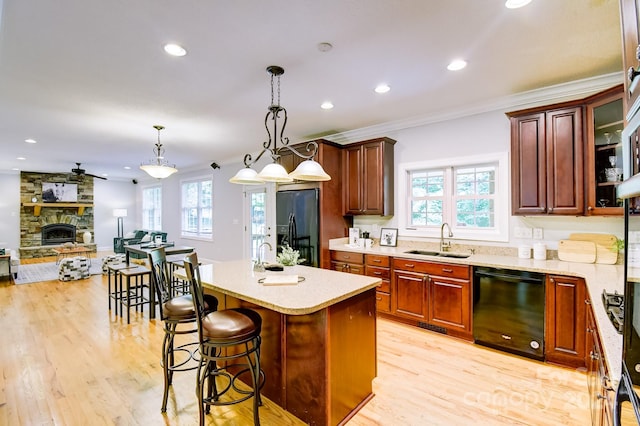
353, 109, 624, 250
0, 173, 21, 249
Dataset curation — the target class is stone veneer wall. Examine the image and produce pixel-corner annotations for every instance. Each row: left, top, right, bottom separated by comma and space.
20, 171, 95, 259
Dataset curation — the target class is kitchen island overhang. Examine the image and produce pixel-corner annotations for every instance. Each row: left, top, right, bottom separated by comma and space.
175, 260, 381, 426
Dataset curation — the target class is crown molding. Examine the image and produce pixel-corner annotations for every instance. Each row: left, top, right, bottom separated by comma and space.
322, 72, 624, 144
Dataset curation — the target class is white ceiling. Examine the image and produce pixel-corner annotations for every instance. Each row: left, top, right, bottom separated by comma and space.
0, 0, 624, 180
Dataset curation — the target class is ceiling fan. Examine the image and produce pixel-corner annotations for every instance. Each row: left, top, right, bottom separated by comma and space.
71, 163, 107, 180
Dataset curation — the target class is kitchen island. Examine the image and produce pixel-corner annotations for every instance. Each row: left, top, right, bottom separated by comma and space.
176, 260, 381, 426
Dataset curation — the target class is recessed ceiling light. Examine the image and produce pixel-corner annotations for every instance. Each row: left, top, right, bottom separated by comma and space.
447, 59, 467, 71
505, 0, 532, 9
375, 84, 391, 94
317, 42, 333, 52
16, 157, 26, 160
124, 166, 131, 170
321, 101, 334, 110
24, 138, 37, 144
164, 43, 187, 57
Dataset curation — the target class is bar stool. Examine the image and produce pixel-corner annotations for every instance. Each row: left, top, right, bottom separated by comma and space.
119, 265, 151, 324
183, 252, 264, 426
107, 262, 137, 315
147, 247, 219, 413
166, 254, 190, 297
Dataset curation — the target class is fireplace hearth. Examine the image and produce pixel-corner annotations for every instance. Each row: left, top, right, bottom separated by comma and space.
41, 223, 76, 245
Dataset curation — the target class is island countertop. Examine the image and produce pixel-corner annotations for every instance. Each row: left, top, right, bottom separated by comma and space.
175, 259, 381, 315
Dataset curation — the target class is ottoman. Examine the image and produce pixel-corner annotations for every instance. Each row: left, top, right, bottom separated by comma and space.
101, 254, 126, 274
59, 256, 90, 281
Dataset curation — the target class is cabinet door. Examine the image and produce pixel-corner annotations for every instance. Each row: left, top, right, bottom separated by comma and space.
585, 87, 624, 215
393, 270, 427, 321
510, 112, 547, 214
343, 145, 363, 214
362, 142, 384, 214
621, 0, 640, 117
428, 275, 471, 338
545, 275, 586, 368
545, 107, 584, 215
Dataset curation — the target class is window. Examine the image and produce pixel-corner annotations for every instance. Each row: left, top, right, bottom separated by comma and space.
399, 153, 508, 242
142, 186, 162, 231
181, 177, 213, 239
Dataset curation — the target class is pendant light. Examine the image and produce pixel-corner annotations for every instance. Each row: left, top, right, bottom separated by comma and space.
229, 65, 331, 185
140, 125, 178, 179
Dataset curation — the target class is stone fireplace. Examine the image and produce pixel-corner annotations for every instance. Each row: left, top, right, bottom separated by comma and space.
20, 171, 95, 259
41, 223, 76, 245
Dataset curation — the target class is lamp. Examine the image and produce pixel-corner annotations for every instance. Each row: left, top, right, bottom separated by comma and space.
229, 65, 331, 185
113, 209, 128, 238
140, 125, 178, 179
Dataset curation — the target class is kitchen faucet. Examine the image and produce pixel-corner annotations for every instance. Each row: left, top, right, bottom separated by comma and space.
254, 242, 273, 272
440, 223, 453, 252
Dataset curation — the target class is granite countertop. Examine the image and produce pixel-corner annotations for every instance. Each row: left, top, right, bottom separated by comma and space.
329, 238, 625, 382
175, 259, 381, 315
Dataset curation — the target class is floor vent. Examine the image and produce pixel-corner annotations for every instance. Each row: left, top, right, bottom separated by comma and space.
417, 322, 447, 334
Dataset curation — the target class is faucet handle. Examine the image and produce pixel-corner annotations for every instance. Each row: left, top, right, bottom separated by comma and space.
253, 259, 265, 272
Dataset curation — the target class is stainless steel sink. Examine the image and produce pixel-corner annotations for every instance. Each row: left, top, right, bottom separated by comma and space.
403, 249, 470, 259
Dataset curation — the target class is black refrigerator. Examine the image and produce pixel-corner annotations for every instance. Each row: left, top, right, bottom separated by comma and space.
276, 188, 319, 267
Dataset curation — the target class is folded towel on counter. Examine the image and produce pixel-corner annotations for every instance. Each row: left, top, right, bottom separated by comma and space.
261, 275, 299, 285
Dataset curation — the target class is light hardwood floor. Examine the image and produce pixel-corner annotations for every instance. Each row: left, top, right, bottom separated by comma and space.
0, 259, 591, 425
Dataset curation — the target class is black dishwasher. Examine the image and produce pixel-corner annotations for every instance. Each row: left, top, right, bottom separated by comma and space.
473, 267, 545, 361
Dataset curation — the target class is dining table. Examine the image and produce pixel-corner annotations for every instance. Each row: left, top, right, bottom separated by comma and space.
123, 243, 195, 319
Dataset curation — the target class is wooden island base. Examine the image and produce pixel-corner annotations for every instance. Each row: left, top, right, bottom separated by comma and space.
208, 287, 377, 426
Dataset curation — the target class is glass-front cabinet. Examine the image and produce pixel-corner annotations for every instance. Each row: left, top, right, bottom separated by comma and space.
586, 85, 624, 215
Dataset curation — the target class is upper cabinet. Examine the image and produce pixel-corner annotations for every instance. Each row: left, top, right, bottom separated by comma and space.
620, 0, 640, 119
342, 137, 395, 216
585, 85, 624, 215
508, 105, 584, 215
508, 85, 624, 217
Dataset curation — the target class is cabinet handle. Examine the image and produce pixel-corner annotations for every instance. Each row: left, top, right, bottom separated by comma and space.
540, 206, 545, 211
373, 259, 381, 263
374, 271, 382, 275
550, 278, 555, 284
585, 299, 591, 305
630, 66, 640, 83
442, 268, 453, 273
590, 351, 599, 361
548, 207, 553, 212
375, 296, 382, 301
404, 263, 415, 268
588, 206, 593, 211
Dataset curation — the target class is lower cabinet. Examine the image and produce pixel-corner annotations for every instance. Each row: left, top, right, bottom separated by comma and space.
586, 301, 614, 426
392, 257, 472, 340
545, 274, 587, 368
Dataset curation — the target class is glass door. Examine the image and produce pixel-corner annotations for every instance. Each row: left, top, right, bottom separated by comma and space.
243, 185, 276, 262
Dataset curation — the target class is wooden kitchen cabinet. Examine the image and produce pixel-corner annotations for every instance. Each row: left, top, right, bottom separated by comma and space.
391, 257, 472, 339
342, 137, 395, 216
508, 105, 584, 215
330, 250, 364, 275
545, 274, 587, 368
427, 262, 472, 340
586, 301, 614, 426
365, 254, 391, 314
584, 85, 624, 215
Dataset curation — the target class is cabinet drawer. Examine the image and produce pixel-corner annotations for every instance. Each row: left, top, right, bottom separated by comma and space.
377, 279, 390, 293
331, 251, 364, 264
392, 258, 430, 273
365, 254, 390, 267
376, 291, 391, 313
422, 262, 470, 279
366, 265, 390, 280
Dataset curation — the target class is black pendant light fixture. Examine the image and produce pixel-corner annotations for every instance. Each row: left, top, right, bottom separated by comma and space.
229, 65, 331, 184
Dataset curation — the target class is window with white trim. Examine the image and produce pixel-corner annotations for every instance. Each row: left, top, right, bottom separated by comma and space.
399, 153, 508, 242
181, 177, 213, 239
142, 186, 162, 231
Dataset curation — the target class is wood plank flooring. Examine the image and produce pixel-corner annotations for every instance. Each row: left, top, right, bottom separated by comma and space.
0, 261, 590, 425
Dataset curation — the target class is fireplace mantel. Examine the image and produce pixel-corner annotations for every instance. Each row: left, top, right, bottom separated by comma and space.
22, 202, 93, 216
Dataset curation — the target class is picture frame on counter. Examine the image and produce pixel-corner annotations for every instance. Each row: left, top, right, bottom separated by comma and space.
380, 228, 398, 247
